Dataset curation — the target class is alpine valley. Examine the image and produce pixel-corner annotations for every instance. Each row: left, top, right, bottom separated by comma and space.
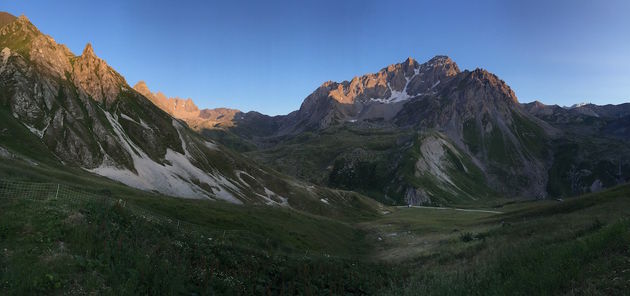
136, 56, 630, 206
1, 11, 629, 295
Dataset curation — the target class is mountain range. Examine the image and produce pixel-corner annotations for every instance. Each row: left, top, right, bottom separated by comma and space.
137, 56, 629, 205
0, 13, 381, 219
1, 12, 628, 208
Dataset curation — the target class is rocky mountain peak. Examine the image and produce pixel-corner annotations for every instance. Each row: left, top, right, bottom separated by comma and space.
72, 42, 126, 105
463, 68, 518, 103
0, 11, 38, 37
82, 42, 95, 58
133, 80, 150, 95
386, 57, 420, 75
425, 55, 460, 76
132, 81, 200, 118
17, 14, 29, 22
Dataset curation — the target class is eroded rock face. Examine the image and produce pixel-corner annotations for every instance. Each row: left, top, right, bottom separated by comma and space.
206, 56, 559, 202
0, 13, 281, 204
133, 81, 243, 130
71, 43, 125, 105
291, 56, 461, 132
134, 81, 200, 118
404, 187, 431, 205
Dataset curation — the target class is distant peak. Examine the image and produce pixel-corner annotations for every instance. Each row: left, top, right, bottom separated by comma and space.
16, 14, 29, 22
568, 102, 591, 109
430, 55, 451, 61
134, 80, 148, 88
423, 55, 460, 76
427, 55, 456, 66
82, 43, 95, 57
533, 100, 546, 106
133, 80, 151, 96
404, 57, 417, 65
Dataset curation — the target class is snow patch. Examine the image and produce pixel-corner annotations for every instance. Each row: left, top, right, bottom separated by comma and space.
262, 187, 289, 206
23, 121, 49, 138
87, 110, 242, 203
566, 102, 590, 109
431, 80, 441, 89
320, 198, 330, 205
234, 170, 289, 206
370, 66, 420, 103
120, 113, 151, 129
204, 141, 219, 150
0, 146, 13, 159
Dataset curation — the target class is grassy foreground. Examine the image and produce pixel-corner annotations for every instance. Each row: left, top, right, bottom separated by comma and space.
1, 176, 629, 294
0, 196, 397, 295
377, 185, 630, 295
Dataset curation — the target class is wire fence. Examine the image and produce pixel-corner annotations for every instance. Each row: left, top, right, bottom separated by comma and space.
0, 179, 253, 247
0, 179, 341, 259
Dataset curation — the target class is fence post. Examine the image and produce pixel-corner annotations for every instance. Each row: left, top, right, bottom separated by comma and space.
55, 184, 59, 200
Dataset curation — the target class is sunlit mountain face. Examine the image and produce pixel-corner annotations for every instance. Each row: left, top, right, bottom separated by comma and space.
1, 2, 630, 294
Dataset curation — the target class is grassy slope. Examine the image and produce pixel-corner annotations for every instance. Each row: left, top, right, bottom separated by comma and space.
2, 174, 629, 294
242, 125, 411, 202
3, 102, 630, 295
0, 197, 397, 295
376, 184, 630, 295
400, 132, 497, 205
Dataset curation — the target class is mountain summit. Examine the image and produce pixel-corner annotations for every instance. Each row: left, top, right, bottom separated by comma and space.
292, 55, 461, 130
0, 13, 377, 214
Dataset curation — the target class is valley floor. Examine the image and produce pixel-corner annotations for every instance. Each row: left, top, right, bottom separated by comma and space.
1, 170, 629, 295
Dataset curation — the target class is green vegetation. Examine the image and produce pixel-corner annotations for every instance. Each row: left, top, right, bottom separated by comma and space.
462, 119, 480, 154
510, 111, 548, 159
546, 137, 630, 198
242, 124, 412, 203
0, 197, 395, 295
379, 185, 630, 295
1, 169, 629, 294
200, 129, 257, 152
400, 133, 496, 205
486, 125, 516, 166
0, 108, 61, 166
2, 100, 629, 295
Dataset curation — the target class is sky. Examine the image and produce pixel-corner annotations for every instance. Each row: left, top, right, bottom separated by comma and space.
2, 0, 630, 115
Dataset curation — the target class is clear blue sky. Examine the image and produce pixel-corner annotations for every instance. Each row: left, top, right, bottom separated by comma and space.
3, 0, 629, 115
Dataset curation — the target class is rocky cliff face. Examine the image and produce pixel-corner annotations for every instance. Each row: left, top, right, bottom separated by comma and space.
71, 43, 125, 106
290, 56, 460, 132
520, 100, 630, 197
133, 81, 200, 118
0, 13, 375, 213
522, 101, 630, 140
124, 50, 628, 204
209, 57, 557, 203
132, 81, 242, 130
199, 55, 628, 204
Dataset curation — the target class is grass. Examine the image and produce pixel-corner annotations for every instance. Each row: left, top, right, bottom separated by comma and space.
378, 184, 630, 295
511, 111, 549, 159
0, 197, 397, 295
1, 136, 629, 295
243, 124, 412, 203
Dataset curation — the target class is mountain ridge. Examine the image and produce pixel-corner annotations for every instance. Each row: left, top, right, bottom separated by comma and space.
0, 13, 383, 217
131, 53, 629, 204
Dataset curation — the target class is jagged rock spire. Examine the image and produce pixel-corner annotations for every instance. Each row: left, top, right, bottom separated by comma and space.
82, 42, 95, 57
